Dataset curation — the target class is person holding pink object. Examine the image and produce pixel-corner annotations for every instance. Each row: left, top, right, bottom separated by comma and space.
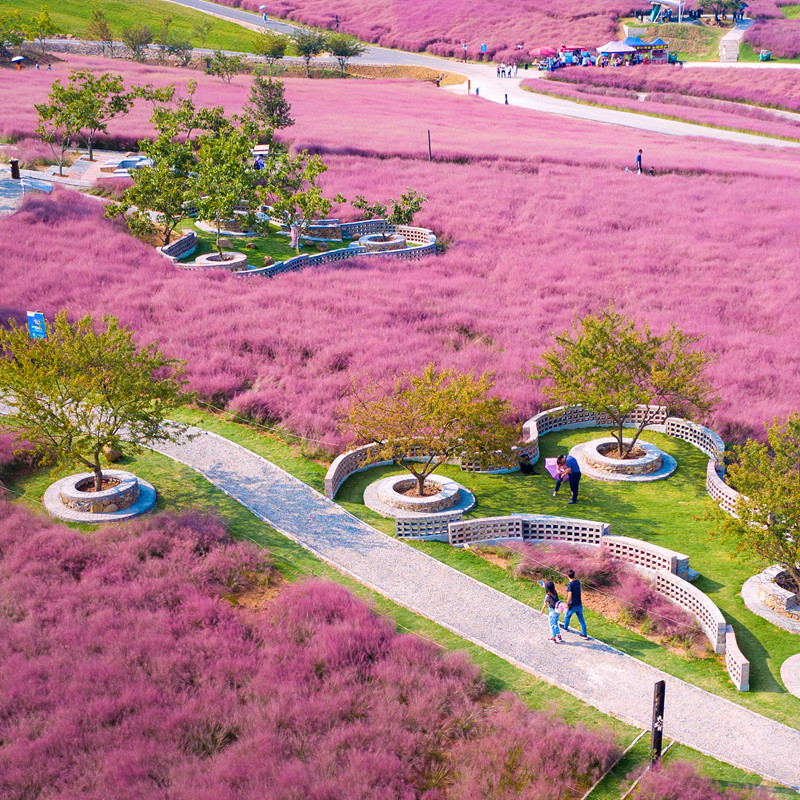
540, 580, 563, 642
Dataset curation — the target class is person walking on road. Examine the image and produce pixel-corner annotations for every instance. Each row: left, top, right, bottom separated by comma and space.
563, 569, 588, 638
636, 149, 643, 174
540, 580, 563, 643
553, 453, 581, 504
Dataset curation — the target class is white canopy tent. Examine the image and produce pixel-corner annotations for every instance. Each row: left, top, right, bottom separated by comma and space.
596, 41, 637, 54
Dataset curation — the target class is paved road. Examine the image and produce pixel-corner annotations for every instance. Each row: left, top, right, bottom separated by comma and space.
163, 0, 800, 148
148, 425, 800, 789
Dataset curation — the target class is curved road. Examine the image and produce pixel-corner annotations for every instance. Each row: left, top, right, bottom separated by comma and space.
165, 0, 800, 148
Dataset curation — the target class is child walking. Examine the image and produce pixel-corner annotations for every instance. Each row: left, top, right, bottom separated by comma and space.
540, 580, 563, 643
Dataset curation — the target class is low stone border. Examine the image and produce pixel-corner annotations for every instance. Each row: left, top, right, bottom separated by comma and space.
364, 474, 475, 520
192, 251, 249, 271
569, 438, 677, 483
780, 653, 800, 698
43, 472, 156, 524
195, 219, 252, 237
742, 574, 800, 634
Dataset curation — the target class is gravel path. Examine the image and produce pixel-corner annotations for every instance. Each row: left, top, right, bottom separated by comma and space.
152, 425, 800, 789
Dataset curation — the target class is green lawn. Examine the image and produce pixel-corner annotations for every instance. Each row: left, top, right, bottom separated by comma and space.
1, 411, 783, 789
11, 0, 263, 54
331, 426, 800, 729
781, 4, 800, 18
177, 217, 355, 266
170, 408, 800, 730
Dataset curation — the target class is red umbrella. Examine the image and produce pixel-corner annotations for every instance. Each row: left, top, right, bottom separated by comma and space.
530, 46, 557, 57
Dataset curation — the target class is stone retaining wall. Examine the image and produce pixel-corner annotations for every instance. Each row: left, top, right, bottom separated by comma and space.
706, 460, 742, 517
604, 535, 690, 579
447, 514, 609, 547
725, 625, 750, 691
158, 230, 197, 263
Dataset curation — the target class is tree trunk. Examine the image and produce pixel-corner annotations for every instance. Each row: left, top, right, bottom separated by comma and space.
216, 215, 222, 257
93, 461, 104, 493
615, 421, 624, 457
88, 138, 94, 162
417, 473, 426, 496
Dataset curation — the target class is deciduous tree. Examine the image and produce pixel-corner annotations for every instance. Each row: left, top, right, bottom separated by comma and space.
191, 116, 260, 257
35, 90, 78, 176
25, 6, 60, 56
292, 30, 326, 77
253, 29, 287, 67
121, 24, 153, 61
192, 19, 213, 50
259, 150, 341, 252
532, 306, 714, 458
352, 187, 427, 240
340, 365, 519, 496
0, 9, 26, 56
716, 413, 800, 594
0, 312, 188, 492
325, 32, 367, 76
207, 49, 244, 83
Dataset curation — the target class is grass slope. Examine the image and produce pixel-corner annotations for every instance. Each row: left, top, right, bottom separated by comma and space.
10, 0, 261, 54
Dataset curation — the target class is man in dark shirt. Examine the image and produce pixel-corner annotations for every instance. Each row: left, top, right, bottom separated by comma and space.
563, 569, 588, 638
555, 454, 581, 504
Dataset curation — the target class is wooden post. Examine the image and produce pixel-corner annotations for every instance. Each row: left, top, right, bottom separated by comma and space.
650, 680, 665, 765
427, 130, 432, 162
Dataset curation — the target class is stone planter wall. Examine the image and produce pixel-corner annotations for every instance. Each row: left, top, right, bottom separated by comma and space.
583, 438, 663, 476
58, 470, 139, 513
193, 251, 249, 271
756, 565, 800, 617
377, 477, 460, 513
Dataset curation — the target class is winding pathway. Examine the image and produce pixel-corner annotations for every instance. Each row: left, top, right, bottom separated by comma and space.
164, 0, 800, 149
151, 425, 800, 789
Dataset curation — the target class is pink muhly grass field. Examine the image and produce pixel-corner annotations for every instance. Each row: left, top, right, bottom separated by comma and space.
0, 500, 620, 798
522, 79, 800, 140
537, 65, 800, 113
2, 60, 800, 446
210, 0, 647, 57
745, 19, 800, 59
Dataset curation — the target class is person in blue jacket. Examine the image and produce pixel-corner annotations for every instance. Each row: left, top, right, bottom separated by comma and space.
553, 453, 581, 504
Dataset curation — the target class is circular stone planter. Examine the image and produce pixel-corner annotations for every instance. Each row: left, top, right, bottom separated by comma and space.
193, 252, 249, 271
569, 438, 677, 483
357, 233, 407, 252
756, 565, 800, 619
364, 474, 476, 519
43, 470, 157, 524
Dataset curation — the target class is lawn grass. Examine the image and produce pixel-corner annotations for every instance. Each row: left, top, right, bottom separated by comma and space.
10, 0, 262, 54
176, 216, 354, 266
171, 407, 800, 730
334, 426, 800, 729
781, 4, 800, 18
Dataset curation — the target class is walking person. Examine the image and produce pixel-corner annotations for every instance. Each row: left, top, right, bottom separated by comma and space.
562, 569, 588, 638
553, 453, 581, 504
540, 580, 563, 643
636, 148, 643, 174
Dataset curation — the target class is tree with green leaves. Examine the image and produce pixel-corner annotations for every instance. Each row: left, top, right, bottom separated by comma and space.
35, 91, 78, 176
245, 74, 293, 130
258, 150, 342, 253
121, 24, 153, 61
292, 30, 326, 77
253, 29, 287, 67
192, 19, 213, 50
0, 312, 188, 493
325, 32, 367, 76
716, 414, 800, 594
698, 0, 739, 22
25, 6, 60, 56
105, 105, 197, 246
58, 70, 133, 161
191, 116, 260, 257
155, 17, 173, 64
86, 9, 114, 58
207, 49, 244, 83
0, 9, 26, 56
168, 38, 194, 67
340, 365, 519, 496
532, 306, 714, 458
352, 187, 427, 240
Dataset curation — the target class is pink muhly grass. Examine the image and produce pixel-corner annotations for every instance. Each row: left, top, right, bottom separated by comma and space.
633, 760, 771, 800
745, 19, 800, 59
0, 500, 624, 798
536, 66, 800, 113
210, 0, 647, 57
